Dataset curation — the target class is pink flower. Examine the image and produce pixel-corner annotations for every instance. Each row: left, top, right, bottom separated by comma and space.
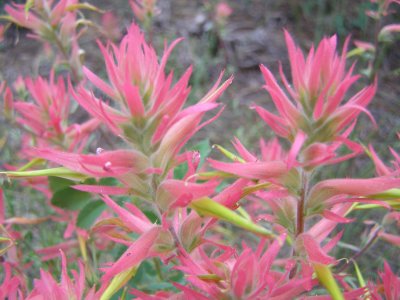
14, 75, 70, 142
171, 234, 313, 299
379, 24, 400, 41
13, 74, 98, 152
306, 177, 400, 212
254, 31, 376, 157
208, 138, 289, 182
215, 2, 233, 22
27, 250, 98, 299
369, 144, 400, 176
156, 179, 220, 210
5, 2, 45, 33
3, 86, 14, 119
5, 0, 79, 40
30, 147, 148, 188
4, 0, 97, 80
101, 11, 121, 41
130, 0, 159, 22
368, 0, 400, 18
0, 263, 24, 299
369, 261, 400, 300
99, 226, 171, 286
73, 23, 232, 171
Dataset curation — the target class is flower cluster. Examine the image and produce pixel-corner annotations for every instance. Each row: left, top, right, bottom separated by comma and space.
4, 0, 100, 80
1, 0, 399, 299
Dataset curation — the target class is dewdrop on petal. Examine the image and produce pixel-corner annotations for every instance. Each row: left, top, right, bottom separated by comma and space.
96, 147, 104, 155
103, 161, 112, 171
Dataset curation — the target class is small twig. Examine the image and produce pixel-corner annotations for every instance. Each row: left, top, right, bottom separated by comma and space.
336, 227, 381, 273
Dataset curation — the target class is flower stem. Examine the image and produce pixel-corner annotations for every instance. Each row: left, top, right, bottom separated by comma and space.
290, 170, 309, 278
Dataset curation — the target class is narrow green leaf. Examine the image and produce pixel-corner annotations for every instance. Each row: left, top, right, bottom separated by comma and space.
77, 200, 106, 229
0, 237, 11, 242
195, 171, 234, 179
193, 139, 212, 168
100, 267, 137, 300
190, 197, 274, 237
99, 177, 120, 186
0, 16, 13, 22
173, 163, 188, 180
24, 0, 34, 15
17, 158, 45, 171
66, 3, 104, 12
313, 263, 344, 300
242, 182, 271, 197
1, 167, 88, 181
236, 206, 251, 220
368, 188, 400, 199
353, 261, 366, 287
51, 187, 91, 211
213, 144, 245, 163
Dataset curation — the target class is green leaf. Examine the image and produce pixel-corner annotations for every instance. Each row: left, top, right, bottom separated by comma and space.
1, 167, 88, 181
48, 176, 74, 193
99, 177, 120, 186
66, 3, 104, 13
143, 210, 160, 224
101, 267, 137, 300
213, 144, 245, 163
193, 139, 212, 168
190, 197, 274, 237
347, 47, 367, 58
77, 200, 106, 229
173, 163, 188, 180
313, 263, 344, 300
353, 261, 366, 288
17, 158, 45, 171
24, 0, 34, 15
368, 188, 400, 199
51, 187, 92, 210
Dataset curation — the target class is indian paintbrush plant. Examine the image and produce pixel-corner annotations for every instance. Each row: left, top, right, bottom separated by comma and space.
0, 0, 400, 299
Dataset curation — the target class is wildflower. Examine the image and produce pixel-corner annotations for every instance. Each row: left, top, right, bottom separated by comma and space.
0, 263, 24, 299
5, 2, 45, 34
4, 0, 99, 80
30, 148, 148, 185
306, 177, 400, 213
101, 11, 122, 41
27, 250, 98, 299
215, 2, 233, 20
41, 23, 231, 180
215, 1, 233, 27
171, 234, 313, 299
3, 86, 14, 120
14, 74, 70, 144
368, 261, 400, 299
378, 24, 400, 42
130, 0, 159, 22
254, 31, 376, 166
13, 74, 98, 152
5, 0, 97, 41
367, 0, 400, 18
209, 138, 289, 181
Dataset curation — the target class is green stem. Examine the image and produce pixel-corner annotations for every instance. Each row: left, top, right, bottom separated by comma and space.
51, 27, 81, 82
290, 170, 310, 278
153, 258, 164, 281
